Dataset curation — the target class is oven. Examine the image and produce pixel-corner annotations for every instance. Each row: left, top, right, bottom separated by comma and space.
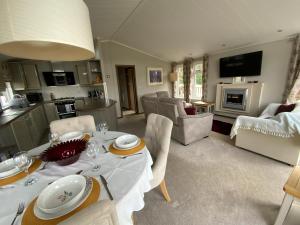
54, 98, 76, 119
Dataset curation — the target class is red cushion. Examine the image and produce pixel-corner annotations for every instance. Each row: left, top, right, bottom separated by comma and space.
274, 104, 296, 115
184, 107, 197, 115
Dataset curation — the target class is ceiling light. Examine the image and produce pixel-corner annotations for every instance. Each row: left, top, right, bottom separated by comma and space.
222, 44, 226, 47
0, 0, 95, 61
277, 29, 283, 33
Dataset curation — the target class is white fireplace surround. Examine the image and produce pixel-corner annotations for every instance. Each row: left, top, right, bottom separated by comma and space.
215, 83, 264, 117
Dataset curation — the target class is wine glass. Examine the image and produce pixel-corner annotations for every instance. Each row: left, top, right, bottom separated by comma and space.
49, 132, 59, 145
86, 142, 100, 172
13, 151, 38, 186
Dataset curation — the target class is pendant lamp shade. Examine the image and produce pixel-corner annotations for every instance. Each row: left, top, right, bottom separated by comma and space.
0, 0, 95, 61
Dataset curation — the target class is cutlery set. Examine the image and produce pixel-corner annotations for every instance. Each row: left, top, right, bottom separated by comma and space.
10, 202, 25, 225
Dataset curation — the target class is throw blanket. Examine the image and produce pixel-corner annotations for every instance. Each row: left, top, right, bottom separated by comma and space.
230, 111, 300, 138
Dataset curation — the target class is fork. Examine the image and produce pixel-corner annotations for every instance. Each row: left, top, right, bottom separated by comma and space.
102, 145, 109, 153
10, 202, 25, 225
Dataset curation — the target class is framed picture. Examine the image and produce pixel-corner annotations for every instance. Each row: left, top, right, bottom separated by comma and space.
147, 67, 163, 86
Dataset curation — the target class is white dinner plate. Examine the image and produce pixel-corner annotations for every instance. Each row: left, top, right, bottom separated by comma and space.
37, 175, 86, 214
114, 135, 139, 149
0, 158, 33, 179
113, 139, 141, 151
34, 176, 93, 220
59, 131, 83, 142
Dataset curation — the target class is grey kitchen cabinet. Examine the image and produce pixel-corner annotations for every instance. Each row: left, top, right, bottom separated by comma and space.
76, 62, 90, 85
44, 102, 59, 123
8, 62, 26, 90
0, 61, 11, 81
30, 105, 48, 143
0, 124, 18, 155
22, 64, 41, 90
10, 114, 34, 151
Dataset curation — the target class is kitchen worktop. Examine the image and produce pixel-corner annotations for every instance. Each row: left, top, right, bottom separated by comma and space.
0, 103, 41, 128
75, 98, 116, 111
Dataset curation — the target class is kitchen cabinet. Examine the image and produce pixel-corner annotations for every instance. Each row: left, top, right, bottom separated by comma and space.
11, 114, 35, 151
0, 124, 17, 155
10, 105, 48, 151
8, 62, 41, 90
0, 62, 11, 81
22, 63, 41, 90
76, 62, 90, 85
30, 105, 48, 143
44, 102, 59, 123
8, 62, 26, 90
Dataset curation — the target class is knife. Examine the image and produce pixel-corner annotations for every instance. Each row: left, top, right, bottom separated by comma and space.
100, 175, 114, 200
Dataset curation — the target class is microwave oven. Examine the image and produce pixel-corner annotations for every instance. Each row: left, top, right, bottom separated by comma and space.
43, 72, 76, 86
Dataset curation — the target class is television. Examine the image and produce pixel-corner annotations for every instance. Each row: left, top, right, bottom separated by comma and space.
219, 51, 263, 77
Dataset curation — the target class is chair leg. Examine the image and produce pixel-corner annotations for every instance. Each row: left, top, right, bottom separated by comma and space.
160, 179, 171, 202
274, 193, 294, 225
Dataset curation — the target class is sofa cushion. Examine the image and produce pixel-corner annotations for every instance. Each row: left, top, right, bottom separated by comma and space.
275, 104, 296, 115
156, 91, 169, 98
158, 97, 187, 117
184, 107, 197, 115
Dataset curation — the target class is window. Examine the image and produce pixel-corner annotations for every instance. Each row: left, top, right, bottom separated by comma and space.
191, 62, 203, 100
174, 65, 184, 98
0, 82, 13, 108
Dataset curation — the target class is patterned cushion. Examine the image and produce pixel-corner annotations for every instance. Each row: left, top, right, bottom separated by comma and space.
184, 107, 196, 115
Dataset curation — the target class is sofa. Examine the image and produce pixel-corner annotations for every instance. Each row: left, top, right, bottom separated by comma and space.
231, 103, 300, 165
141, 92, 213, 145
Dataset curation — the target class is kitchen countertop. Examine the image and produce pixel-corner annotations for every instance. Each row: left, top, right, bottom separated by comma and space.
75, 98, 116, 111
0, 103, 41, 128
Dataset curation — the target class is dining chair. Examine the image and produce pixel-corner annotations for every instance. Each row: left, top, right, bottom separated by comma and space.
144, 113, 173, 202
50, 115, 96, 136
58, 200, 119, 225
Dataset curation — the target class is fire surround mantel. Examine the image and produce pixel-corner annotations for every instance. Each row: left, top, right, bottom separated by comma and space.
215, 83, 264, 118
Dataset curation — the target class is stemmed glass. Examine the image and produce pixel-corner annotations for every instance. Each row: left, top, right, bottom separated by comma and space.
86, 141, 101, 172
13, 151, 38, 186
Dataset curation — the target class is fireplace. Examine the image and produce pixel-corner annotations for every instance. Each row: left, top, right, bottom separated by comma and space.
222, 88, 248, 111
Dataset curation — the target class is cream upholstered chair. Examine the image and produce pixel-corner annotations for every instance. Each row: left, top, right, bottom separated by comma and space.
58, 200, 119, 225
50, 115, 96, 136
144, 113, 173, 202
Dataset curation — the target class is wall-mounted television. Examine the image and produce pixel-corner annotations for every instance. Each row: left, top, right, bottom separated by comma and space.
219, 51, 263, 77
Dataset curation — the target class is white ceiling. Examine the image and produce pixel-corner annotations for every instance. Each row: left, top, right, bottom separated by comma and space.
85, 0, 300, 62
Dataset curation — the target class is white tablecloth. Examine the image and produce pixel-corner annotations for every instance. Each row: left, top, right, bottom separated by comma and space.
0, 131, 153, 225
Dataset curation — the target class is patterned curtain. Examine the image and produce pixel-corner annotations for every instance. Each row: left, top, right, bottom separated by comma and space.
170, 62, 176, 98
283, 34, 300, 103
183, 58, 193, 102
201, 54, 209, 102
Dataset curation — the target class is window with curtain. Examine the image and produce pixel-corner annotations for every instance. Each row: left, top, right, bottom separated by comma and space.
190, 62, 203, 100
174, 64, 184, 98
174, 62, 203, 100
0, 82, 13, 108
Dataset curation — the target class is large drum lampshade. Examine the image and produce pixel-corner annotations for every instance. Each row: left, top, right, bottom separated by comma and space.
0, 0, 95, 61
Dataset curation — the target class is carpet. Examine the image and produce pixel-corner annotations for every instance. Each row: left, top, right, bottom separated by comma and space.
117, 114, 295, 225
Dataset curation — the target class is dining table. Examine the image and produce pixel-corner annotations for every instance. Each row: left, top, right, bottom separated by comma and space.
0, 131, 153, 225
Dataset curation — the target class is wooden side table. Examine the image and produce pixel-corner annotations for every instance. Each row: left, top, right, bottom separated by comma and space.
192, 101, 215, 113
274, 166, 300, 225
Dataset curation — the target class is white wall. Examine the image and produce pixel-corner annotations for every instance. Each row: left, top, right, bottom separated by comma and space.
97, 41, 171, 117
207, 39, 293, 111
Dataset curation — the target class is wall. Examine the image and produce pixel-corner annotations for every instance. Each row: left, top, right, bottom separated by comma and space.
207, 39, 293, 111
97, 41, 171, 117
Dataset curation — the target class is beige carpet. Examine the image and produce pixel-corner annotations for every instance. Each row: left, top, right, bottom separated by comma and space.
118, 114, 296, 225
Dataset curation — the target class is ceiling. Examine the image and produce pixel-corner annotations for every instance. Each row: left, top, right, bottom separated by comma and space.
85, 0, 300, 62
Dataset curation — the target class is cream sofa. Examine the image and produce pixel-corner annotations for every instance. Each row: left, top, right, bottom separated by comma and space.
141, 92, 213, 145
234, 103, 300, 165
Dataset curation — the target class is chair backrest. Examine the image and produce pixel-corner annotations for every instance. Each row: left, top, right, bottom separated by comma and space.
144, 113, 173, 189
50, 115, 96, 136
156, 91, 169, 98
58, 200, 119, 225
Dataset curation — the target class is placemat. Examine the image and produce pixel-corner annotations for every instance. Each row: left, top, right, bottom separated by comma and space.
0, 159, 42, 186
109, 139, 145, 156
82, 134, 91, 142
21, 178, 100, 225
